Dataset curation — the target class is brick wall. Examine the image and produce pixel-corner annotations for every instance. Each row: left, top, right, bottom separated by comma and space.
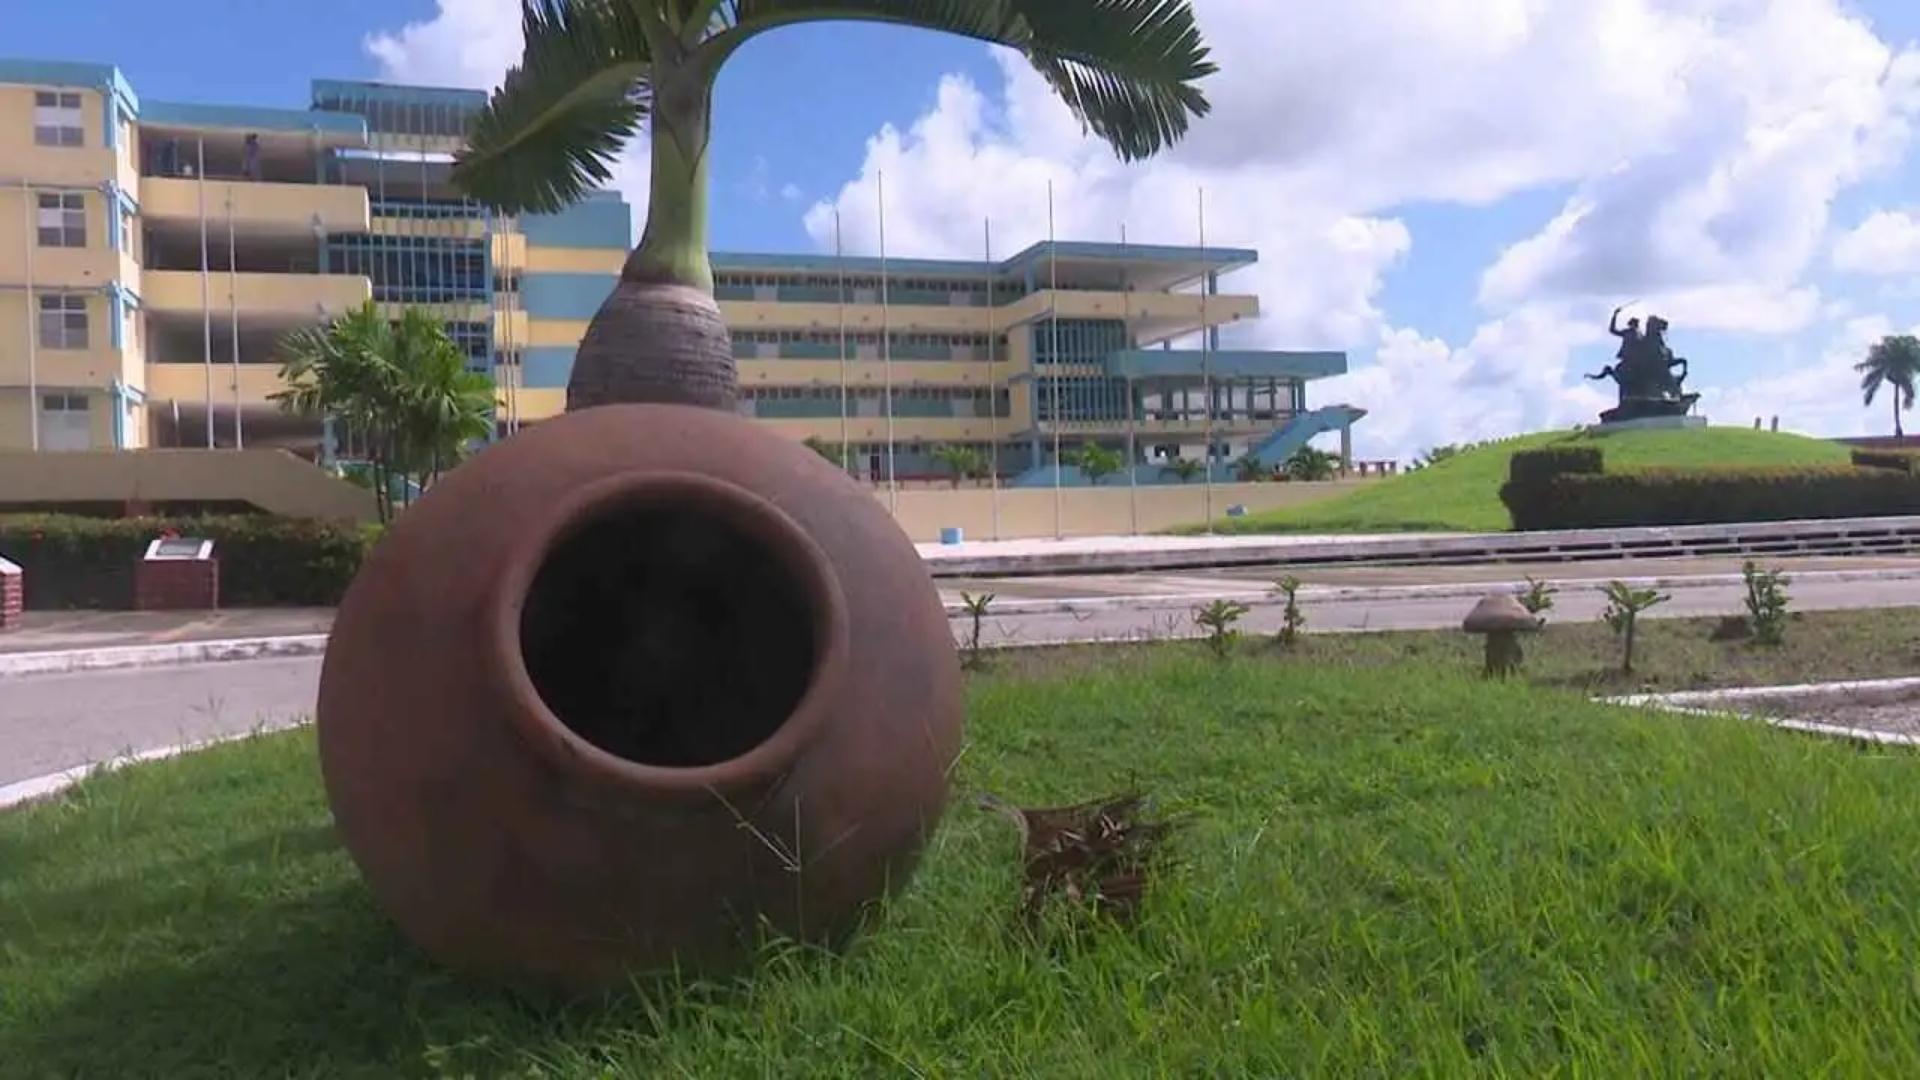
133, 559, 220, 611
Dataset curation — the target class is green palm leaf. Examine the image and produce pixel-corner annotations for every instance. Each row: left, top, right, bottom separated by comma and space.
723, 0, 1215, 160
453, 0, 654, 213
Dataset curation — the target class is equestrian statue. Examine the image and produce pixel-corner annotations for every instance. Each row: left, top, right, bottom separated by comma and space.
1586, 306, 1700, 423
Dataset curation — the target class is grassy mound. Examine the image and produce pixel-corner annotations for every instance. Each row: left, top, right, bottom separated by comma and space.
1216, 426, 1849, 534
7, 651, 1920, 1075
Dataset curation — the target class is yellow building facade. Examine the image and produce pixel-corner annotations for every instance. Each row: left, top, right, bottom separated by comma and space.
2, 59, 1361, 483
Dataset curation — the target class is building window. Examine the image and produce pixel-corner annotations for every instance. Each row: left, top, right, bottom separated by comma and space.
41, 392, 89, 413
37, 193, 86, 248
38, 294, 89, 349
33, 90, 84, 147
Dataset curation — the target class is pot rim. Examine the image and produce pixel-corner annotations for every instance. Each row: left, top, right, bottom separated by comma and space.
487, 468, 851, 799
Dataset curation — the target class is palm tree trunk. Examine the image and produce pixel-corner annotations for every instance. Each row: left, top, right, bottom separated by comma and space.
1896, 393, 1904, 439
567, 74, 736, 414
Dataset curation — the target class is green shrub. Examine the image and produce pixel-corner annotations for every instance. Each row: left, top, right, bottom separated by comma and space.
0, 515, 378, 610
1502, 465, 1920, 530
1507, 447, 1604, 486
1850, 448, 1920, 474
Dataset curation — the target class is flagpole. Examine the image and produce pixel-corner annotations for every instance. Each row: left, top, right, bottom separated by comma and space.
199, 137, 213, 448
835, 207, 849, 472
985, 216, 1000, 540
1048, 179, 1062, 540
228, 190, 242, 449
1199, 185, 1214, 534
21, 179, 38, 451
879, 171, 896, 509
1123, 222, 1137, 536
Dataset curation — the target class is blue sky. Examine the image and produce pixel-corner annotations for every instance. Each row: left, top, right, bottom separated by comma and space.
10, 1, 996, 251
13, 1, 1920, 457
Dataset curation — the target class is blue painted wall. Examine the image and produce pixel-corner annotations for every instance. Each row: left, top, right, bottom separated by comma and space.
521, 193, 632, 250
521, 347, 577, 388
521, 273, 617, 319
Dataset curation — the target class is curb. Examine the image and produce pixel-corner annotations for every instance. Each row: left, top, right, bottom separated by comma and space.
0, 718, 309, 812
0, 634, 329, 679
1607, 676, 1920, 749
922, 515, 1920, 578
940, 567, 1920, 617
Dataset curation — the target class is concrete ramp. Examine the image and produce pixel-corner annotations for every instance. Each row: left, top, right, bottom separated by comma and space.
1243, 404, 1368, 469
0, 449, 376, 521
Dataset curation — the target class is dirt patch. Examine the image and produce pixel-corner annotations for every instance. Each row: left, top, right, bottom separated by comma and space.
1738, 687, 1920, 740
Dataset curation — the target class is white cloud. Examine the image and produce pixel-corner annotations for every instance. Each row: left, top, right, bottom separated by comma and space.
1699, 314, 1920, 438
364, 0, 649, 241
1478, 1, 1914, 311
1319, 310, 1615, 458
1833, 210, 1920, 274
803, 0, 1920, 461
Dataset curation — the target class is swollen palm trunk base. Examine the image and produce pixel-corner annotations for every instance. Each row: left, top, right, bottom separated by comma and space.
566, 281, 738, 412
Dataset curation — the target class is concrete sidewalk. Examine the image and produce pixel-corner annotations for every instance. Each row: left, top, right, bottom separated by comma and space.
0, 608, 333, 656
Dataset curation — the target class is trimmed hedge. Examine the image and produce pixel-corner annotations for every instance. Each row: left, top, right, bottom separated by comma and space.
1507, 447, 1604, 486
1851, 448, 1920, 474
0, 515, 379, 610
1502, 465, 1920, 530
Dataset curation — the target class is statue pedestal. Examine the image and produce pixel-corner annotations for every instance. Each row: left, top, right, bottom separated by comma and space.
1592, 415, 1708, 433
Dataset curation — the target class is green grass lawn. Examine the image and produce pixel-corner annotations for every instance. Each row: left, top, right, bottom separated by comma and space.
7, 650, 1920, 1075
1214, 426, 1849, 534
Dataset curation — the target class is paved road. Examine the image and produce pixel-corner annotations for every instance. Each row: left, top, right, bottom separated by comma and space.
10, 556, 1920, 788
0, 658, 318, 788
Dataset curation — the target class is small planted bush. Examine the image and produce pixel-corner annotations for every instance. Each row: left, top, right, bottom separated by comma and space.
1602, 581, 1670, 674
1192, 599, 1249, 660
1743, 561, 1791, 646
1518, 576, 1558, 620
1272, 576, 1306, 647
960, 591, 995, 671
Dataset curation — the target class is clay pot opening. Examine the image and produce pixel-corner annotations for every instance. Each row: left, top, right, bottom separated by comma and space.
514, 477, 842, 772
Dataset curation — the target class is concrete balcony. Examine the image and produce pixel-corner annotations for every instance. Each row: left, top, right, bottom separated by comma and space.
720, 299, 994, 336
751, 416, 1006, 444
1002, 290, 1258, 338
717, 290, 1258, 341
145, 362, 290, 406
737, 359, 1016, 389
141, 177, 371, 237
143, 270, 371, 325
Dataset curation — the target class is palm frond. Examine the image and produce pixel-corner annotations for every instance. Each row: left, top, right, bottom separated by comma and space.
1010, 0, 1215, 160
720, 0, 1213, 160
453, 0, 653, 213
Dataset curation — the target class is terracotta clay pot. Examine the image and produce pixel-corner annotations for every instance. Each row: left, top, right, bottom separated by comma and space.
316, 404, 963, 989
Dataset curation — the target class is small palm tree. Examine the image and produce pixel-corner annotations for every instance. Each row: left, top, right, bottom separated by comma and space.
389, 308, 497, 491
931, 443, 986, 488
1285, 444, 1340, 482
454, 0, 1216, 414
1073, 443, 1125, 485
1164, 455, 1204, 484
1857, 335, 1920, 437
275, 302, 494, 522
